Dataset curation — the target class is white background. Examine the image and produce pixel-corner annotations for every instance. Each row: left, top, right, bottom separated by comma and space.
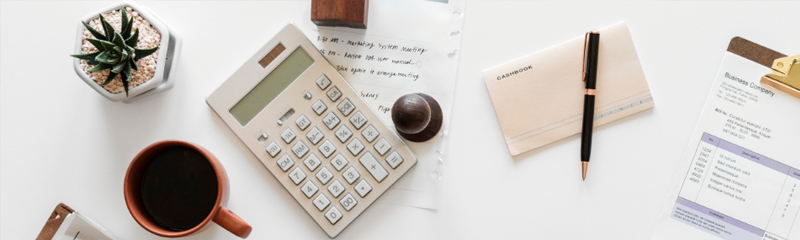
3, 1, 800, 239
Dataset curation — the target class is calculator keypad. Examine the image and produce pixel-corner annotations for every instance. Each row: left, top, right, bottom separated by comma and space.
343, 166, 360, 184
281, 129, 297, 144
346, 138, 365, 156
295, 115, 311, 130
314, 194, 330, 211
316, 75, 331, 90
355, 179, 372, 197
338, 98, 355, 116
359, 152, 388, 183
302, 180, 319, 198
306, 127, 324, 145
385, 151, 404, 169
328, 180, 345, 198
326, 207, 342, 224
361, 125, 379, 143
304, 153, 321, 171
335, 125, 353, 143
374, 138, 392, 156
323, 112, 341, 130
327, 86, 342, 102
290, 167, 307, 185
292, 140, 309, 158
350, 111, 368, 129
253, 74, 415, 234
319, 140, 337, 158
331, 153, 348, 171
277, 154, 295, 172
312, 100, 327, 115
339, 193, 358, 211
316, 167, 333, 184
266, 142, 281, 157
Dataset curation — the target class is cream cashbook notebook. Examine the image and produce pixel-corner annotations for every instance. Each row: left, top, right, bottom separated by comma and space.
483, 22, 654, 156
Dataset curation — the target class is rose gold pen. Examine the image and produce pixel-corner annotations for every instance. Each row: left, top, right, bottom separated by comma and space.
581, 30, 600, 180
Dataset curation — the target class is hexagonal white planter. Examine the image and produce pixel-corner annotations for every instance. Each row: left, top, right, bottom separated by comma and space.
72, 1, 181, 103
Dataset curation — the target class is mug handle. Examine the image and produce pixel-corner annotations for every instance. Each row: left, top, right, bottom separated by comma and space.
214, 207, 252, 238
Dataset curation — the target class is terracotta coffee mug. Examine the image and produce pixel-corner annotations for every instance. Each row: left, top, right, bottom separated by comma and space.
124, 140, 252, 238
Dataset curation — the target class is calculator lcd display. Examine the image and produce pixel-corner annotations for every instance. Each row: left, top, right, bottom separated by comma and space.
230, 47, 314, 126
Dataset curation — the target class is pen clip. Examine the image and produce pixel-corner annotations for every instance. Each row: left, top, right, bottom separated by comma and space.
582, 32, 589, 82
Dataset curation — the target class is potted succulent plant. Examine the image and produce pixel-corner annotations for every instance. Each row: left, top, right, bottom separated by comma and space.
72, 2, 181, 102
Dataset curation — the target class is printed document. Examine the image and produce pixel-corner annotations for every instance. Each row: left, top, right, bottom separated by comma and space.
654, 51, 800, 239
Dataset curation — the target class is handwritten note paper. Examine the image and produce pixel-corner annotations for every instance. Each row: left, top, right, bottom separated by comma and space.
309, 29, 456, 127
322, 36, 425, 81
301, 27, 459, 209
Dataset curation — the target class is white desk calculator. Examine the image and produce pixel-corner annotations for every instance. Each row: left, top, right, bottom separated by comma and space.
206, 23, 417, 238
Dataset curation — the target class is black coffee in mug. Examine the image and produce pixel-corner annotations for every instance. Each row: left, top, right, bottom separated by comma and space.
139, 146, 219, 231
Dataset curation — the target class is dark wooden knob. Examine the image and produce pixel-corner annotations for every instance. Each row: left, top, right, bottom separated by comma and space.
311, 0, 368, 29
391, 93, 442, 142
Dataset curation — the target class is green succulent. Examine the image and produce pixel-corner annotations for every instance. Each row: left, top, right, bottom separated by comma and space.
71, 7, 159, 96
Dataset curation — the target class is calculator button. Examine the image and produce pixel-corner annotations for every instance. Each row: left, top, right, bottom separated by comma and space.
257, 132, 269, 143
323, 112, 341, 130
361, 125, 380, 143
303, 92, 312, 100
359, 152, 388, 183
289, 167, 307, 185
312, 100, 327, 115
355, 179, 372, 197
316, 167, 333, 184
349, 111, 368, 129
328, 180, 345, 198
295, 115, 311, 130
385, 151, 404, 169
266, 142, 281, 157
314, 194, 331, 211
277, 154, 295, 172
306, 127, 324, 145
343, 166, 360, 184
301, 180, 319, 198
291, 140, 309, 158
325, 207, 342, 224
327, 86, 342, 102
346, 138, 365, 156
335, 125, 353, 143
374, 138, 392, 156
339, 193, 358, 211
304, 153, 321, 171
319, 140, 337, 158
316, 74, 331, 90
337, 98, 355, 116
331, 153, 348, 172
281, 129, 297, 144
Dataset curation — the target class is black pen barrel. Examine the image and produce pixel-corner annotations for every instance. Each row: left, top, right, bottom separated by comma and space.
581, 95, 594, 162
581, 31, 599, 164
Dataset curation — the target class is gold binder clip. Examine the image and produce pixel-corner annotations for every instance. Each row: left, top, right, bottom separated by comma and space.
762, 54, 800, 98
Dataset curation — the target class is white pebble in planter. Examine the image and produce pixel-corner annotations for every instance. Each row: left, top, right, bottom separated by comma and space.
72, 1, 182, 103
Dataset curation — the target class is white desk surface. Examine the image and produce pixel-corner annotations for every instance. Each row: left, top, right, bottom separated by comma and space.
3, 1, 800, 239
